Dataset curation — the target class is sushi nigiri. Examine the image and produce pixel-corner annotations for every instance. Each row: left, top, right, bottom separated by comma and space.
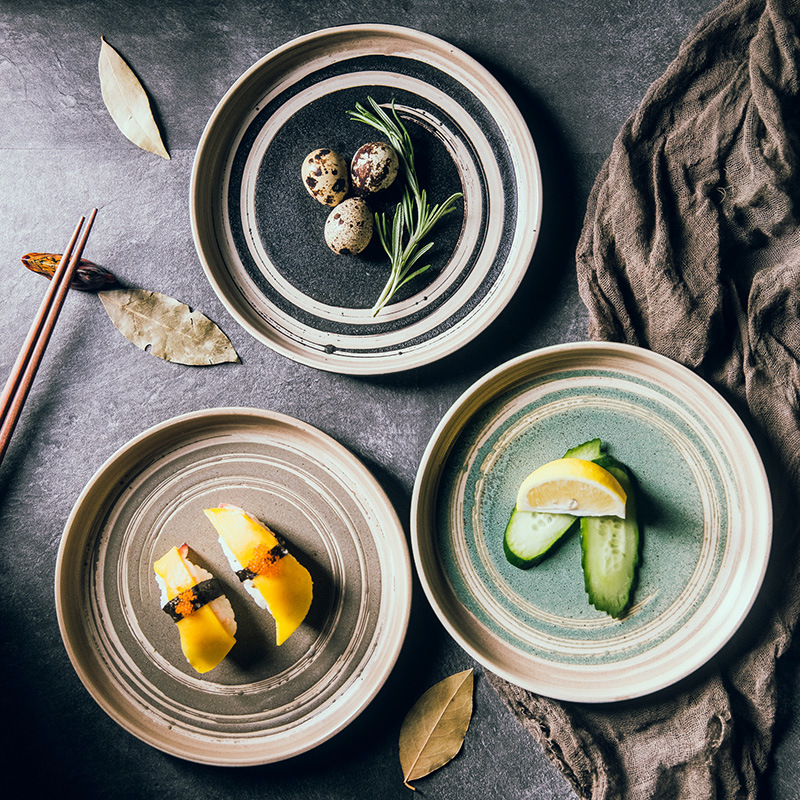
203, 505, 313, 646
153, 543, 237, 673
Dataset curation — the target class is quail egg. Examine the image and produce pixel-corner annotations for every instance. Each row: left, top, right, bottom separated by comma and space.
350, 141, 400, 194
301, 148, 349, 206
324, 197, 373, 255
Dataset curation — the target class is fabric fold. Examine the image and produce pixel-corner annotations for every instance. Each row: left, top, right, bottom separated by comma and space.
488, 1, 800, 797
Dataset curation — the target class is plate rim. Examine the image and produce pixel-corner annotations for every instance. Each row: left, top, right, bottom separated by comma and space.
410, 341, 772, 702
55, 406, 412, 764
189, 23, 543, 375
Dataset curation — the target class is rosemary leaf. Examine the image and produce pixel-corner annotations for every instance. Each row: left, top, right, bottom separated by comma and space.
348, 98, 462, 316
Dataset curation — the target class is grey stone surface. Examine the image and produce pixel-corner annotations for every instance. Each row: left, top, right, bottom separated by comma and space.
1, 0, 796, 797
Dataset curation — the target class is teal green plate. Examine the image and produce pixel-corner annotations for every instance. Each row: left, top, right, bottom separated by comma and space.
412, 342, 771, 702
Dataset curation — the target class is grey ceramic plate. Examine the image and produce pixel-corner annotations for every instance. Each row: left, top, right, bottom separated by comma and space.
412, 342, 772, 702
191, 24, 541, 374
56, 408, 411, 765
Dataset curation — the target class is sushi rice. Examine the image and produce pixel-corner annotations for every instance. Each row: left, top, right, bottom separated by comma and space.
218, 535, 269, 611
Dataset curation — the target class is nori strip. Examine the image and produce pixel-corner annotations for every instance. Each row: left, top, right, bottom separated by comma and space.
162, 578, 225, 621
235, 543, 288, 581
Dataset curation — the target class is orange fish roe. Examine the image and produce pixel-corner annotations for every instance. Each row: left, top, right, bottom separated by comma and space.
246, 543, 285, 577
173, 590, 197, 619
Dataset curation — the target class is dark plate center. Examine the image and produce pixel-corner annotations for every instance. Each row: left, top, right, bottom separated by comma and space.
253, 87, 465, 310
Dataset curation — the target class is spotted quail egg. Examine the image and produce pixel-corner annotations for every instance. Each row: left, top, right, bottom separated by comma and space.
324, 197, 373, 255
350, 141, 400, 194
301, 148, 349, 206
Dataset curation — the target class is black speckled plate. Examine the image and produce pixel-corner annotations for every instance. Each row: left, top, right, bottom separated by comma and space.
55, 409, 411, 765
191, 25, 541, 374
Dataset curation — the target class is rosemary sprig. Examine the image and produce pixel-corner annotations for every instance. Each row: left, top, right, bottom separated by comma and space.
347, 98, 462, 316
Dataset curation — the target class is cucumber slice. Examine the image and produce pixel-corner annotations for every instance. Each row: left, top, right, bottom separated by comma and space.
591, 452, 624, 472
580, 463, 639, 617
563, 438, 603, 461
503, 507, 577, 569
503, 439, 602, 569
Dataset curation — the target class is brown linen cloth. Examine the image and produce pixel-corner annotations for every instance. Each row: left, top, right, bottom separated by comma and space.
487, 0, 800, 797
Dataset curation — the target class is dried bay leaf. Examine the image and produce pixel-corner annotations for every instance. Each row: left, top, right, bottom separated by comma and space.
399, 668, 474, 789
99, 288, 239, 366
98, 37, 170, 159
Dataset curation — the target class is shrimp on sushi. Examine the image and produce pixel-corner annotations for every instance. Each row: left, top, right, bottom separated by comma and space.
153, 543, 236, 673
204, 504, 313, 646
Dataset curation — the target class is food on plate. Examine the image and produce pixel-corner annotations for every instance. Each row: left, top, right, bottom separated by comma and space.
580, 455, 640, 618
324, 196, 373, 255
204, 504, 313, 645
350, 141, 399, 194
504, 439, 640, 619
503, 508, 576, 569
504, 439, 601, 568
153, 544, 236, 673
301, 148, 349, 206
515, 456, 627, 518
347, 97, 462, 316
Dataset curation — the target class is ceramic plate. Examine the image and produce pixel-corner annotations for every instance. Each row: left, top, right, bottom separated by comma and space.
191, 24, 541, 374
56, 408, 411, 765
412, 342, 771, 702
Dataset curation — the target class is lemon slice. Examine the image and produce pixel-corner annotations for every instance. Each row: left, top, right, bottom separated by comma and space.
516, 457, 627, 518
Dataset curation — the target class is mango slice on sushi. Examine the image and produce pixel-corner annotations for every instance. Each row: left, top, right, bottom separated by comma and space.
153, 544, 236, 673
203, 505, 313, 646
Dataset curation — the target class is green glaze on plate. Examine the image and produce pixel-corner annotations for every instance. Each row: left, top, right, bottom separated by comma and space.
56, 408, 411, 765
412, 342, 771, 702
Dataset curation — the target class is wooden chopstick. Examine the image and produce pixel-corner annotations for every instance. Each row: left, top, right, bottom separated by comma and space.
0, 209, 98, 466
